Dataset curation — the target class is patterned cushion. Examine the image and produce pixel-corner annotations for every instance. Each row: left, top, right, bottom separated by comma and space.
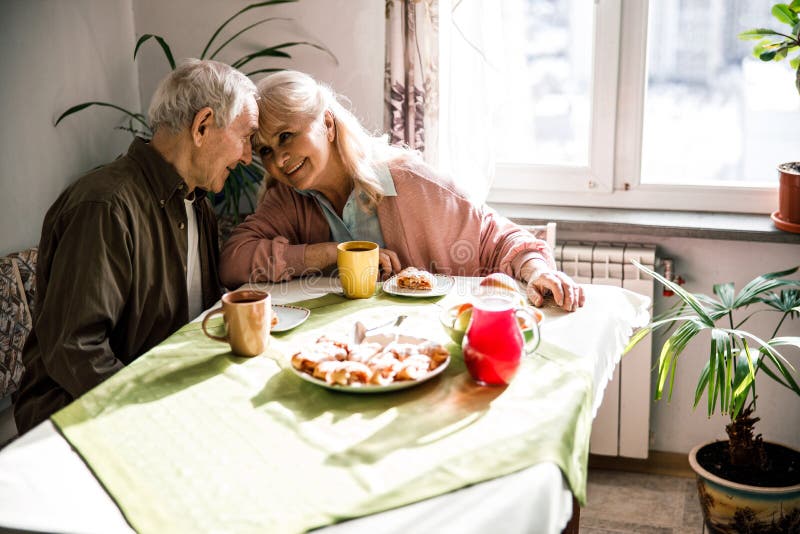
0, 256, 31, 397
9, 247, 37, 317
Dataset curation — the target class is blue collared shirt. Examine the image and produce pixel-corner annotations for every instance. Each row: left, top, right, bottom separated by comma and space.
295, 163, 397, 247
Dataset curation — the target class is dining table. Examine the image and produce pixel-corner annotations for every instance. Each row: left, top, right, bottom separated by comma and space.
0, 275, 650, 534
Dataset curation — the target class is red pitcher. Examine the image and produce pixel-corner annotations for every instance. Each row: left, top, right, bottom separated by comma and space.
462, 294, 540, 386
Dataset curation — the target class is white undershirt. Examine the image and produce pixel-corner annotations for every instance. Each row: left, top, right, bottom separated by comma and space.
184, 199, 203, 320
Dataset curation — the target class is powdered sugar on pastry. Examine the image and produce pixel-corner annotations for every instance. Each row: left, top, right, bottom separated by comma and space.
396, 267, 435, 290
291, 334, 449, 387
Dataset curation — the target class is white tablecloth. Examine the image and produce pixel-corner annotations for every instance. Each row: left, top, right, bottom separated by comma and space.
0, 279, 649, 534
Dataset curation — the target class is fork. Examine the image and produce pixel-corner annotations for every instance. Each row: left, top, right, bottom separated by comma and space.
354, 315, 407, 343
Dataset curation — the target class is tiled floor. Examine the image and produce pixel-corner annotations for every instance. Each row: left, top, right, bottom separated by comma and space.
582, 469, 704, 533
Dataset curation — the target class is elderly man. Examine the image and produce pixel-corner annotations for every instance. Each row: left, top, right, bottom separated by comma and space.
13, 59, 258, 433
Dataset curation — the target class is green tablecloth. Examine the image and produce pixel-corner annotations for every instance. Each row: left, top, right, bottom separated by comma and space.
52, 291, 593, 534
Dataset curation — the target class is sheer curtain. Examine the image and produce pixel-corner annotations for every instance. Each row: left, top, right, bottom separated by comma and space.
438, 0, 510, 203
385, 1, 515, 203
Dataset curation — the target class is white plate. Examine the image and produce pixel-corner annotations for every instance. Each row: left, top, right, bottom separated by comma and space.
382, 273, 455, 297
290, 355, 450, 394
289, 332, 451, 394
271, 305, 310, 333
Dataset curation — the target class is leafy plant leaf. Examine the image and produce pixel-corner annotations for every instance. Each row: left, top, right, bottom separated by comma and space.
732, 339, 756, 401
732, 266, 799, 308
655, 319, 704, 402
133, 34, 176, 69
231, 41, 336, 69
738, 28, 785, 39
695, 292, 725, 309
55, 101, 151, 132
695, 359, 712, 410
200, 0, 298, 59
757, 337, 800, 395
761, 50, 779, 61
246, 67, 283, 77
632, 261, 715, 326
713, 283, 735, 308
797, 62, 800, 94
208, 17, 291, 60
232, 45, 292, 68
758, 289, 800, 316
773, 3, 799, 26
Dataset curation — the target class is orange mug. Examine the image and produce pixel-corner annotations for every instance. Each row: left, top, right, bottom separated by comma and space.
202, 289, 271, 357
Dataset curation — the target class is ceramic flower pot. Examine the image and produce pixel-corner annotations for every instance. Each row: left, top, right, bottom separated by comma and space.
688, 441, 800, 533
773, 163, 800, 233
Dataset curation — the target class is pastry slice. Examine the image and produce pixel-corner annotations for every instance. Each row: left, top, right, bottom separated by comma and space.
396, 267, 434, 290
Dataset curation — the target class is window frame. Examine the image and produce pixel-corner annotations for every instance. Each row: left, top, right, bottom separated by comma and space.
487, 0, 779, 215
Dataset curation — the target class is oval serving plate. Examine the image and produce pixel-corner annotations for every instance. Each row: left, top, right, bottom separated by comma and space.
290, 355, 450, 394
382, 273, 455, 298
271, 304, 311, 333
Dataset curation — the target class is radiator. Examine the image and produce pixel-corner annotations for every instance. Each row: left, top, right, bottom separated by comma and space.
557, 241, 656, 459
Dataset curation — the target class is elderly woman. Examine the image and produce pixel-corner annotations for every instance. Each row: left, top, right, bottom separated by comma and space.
220, 70, 584, 311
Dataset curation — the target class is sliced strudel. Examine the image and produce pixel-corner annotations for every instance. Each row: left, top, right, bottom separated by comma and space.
396, 267, 434, 290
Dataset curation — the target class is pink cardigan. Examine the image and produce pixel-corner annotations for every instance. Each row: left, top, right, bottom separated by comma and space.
219, 159, 554, 286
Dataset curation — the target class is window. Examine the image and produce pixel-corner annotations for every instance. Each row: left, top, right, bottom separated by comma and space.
480, 0, 797, 213
487, 0, 620, 195
642, 1, 800, 188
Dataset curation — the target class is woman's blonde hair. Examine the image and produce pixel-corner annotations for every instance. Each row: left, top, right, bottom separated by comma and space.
254, 70, 413, 209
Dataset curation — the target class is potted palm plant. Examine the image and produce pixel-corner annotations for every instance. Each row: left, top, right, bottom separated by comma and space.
626, 262, 800, 532
54, 0, 335, 239
739, 1, 800, 233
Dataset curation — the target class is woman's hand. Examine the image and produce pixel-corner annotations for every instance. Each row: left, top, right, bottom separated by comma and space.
526, 270, 584, 312
378, 248, 402, 280
305, 243, 400, 281
304, 242, 339, 272
520, 258, 585, 312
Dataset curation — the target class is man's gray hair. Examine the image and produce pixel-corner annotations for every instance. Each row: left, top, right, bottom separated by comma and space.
148, 58, 257, 133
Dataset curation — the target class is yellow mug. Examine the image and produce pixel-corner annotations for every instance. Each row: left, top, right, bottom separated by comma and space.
337, 241, 379, 299
201, 289, 271, 357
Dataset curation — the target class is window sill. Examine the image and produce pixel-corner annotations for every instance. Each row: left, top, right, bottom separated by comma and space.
491, 203, 800, 245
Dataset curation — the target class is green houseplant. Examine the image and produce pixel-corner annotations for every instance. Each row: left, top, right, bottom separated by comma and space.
627, 262, 800, 533
55, 0, 334, 228
739, 1, 800, 231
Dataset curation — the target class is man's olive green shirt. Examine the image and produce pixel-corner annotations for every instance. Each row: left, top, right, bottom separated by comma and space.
14, 138, 223, 433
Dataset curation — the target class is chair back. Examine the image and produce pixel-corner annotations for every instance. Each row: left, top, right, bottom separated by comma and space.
526, 222, 557, 250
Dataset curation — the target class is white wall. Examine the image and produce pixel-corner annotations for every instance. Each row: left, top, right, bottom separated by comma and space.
560, 230, 800, 454
0, 0, 139, 256
131, 0, 385, 131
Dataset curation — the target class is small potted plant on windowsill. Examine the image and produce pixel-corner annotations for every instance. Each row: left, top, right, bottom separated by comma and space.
739, 1, 800, 233
626, 262, 800, 533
